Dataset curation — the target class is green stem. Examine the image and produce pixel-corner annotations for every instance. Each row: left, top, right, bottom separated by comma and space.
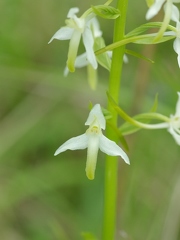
95, 33, 174, 55
102, 0, 128, 239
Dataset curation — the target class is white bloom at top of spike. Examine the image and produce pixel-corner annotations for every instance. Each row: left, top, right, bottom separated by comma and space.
54, 104, 130, 180
146, 0, 180, 20
48, 8, 100, 73
163, 5, 180, 67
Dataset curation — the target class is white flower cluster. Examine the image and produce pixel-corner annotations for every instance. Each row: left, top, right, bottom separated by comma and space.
48, 8, 101, 73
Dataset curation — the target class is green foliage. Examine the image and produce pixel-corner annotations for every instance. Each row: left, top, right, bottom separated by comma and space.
146, 0, 155, 7
1, 0, 180, 240
81, 232, 98, 240
133, 34, 174, 45
108, 92, 170, 135
91, 5, 120, 19
94, 37, 111, 71
125, 49, 154, 63
126, 22, 175, 38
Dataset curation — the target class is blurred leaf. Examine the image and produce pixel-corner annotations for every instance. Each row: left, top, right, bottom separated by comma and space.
125, 49, 154, 63
50, 220, 70, 240
81, 232, 98, 240
104, 0, 113, 5
91, 5, 120, 19
134, 35, 174, 44
126, 22, 173, 37
0, 159, 84, 212
146, 0, 154, 7
150, 93, 158, 112
101, 107, 112, 120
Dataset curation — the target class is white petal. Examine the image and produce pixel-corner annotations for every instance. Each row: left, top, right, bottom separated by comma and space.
175, 92, 180, 116
85, 104, 106, 130
107, 51, 112, 58
176, 21, 180, 32
177, 54, 180, 68
163, 31, 176, 36
173, 37, 180, 53
123, 54, 129, 63
54, 133, 88, 156
83, 27, 97, 69
63, 66, 69, 76
168, 126, 180, 145
173, 38, 180, 67
85, 13, 96, 24
171, 4, 180, 22
89, 17, 102, 38
64, 53, 88, 76
99, 135, 130, 165
74, 53, 89, 68
73, 16, 85, 30
146, 0, 165, 20
67, 7, 79, 18
48, 27, 74, 43
86, 133, 100, 180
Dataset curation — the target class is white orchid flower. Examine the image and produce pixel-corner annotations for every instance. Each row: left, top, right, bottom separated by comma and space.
146, 0, 180, 40
146, 0, 180, 20
144, 92, 180, 144
126, 92, 180, 145
168, 92, 180, 144
54, 104, 130, 180
48, 8, 98, 72
163, 5, 180, 67
170, 4, 180, 67
63, 17, 102, 76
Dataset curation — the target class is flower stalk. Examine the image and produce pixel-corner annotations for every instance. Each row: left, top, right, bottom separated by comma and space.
102, 0, 129, 239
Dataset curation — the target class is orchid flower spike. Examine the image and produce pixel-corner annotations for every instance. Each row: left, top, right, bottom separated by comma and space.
168, 92, 180, 145
48, 7, 98, 73
54, 104, 130, 180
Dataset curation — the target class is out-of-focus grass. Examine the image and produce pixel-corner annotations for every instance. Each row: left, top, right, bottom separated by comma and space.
1, 0, 180, 240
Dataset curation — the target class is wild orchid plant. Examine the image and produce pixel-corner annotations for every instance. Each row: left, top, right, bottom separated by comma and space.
49, 0, 180, 239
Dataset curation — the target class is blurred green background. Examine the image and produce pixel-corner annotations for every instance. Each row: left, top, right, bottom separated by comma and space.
0, 0, 180, 239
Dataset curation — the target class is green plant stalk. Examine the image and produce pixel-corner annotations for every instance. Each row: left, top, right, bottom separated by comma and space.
102, 0, 128, 239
